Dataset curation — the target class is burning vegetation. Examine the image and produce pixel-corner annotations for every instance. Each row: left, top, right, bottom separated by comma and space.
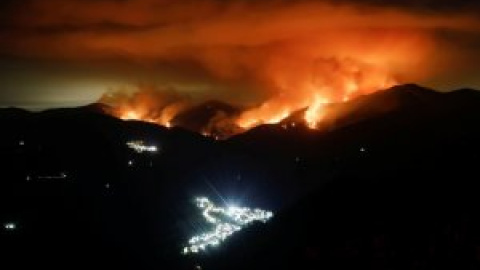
100, 58, 398, 138
2, 0, 479, 118
54, 0, 476, 138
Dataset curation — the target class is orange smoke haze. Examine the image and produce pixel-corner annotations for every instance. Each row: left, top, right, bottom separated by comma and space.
2, 0, 480, 135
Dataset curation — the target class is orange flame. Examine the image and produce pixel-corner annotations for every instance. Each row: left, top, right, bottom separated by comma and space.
234, 58, 398, 131
103, 58, 398, 137
304, 94, 329, 129
120, 110, 141, 121
101, 86, 191, 129
116, 106, 178, 128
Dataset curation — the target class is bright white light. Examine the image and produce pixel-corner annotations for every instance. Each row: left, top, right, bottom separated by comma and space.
37, 172, 68, 180
182, 197, 273, 255
4, 222, 16, 231
126, 140, 158, 153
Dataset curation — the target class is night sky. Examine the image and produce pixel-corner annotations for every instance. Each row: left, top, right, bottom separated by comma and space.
0, 0, 479, 109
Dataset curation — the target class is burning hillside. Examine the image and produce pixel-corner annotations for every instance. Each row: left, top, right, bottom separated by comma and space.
64, 0, 478, 138
100, 58, 398, 137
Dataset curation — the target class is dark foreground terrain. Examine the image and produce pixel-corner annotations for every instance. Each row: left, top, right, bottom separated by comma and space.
2, 84, 480, 269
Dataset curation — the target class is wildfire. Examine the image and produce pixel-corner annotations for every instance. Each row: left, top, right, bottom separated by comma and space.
118, 109, 156, 123
114, 104, 181, 128
89, 0, 435, 138
120, 110, 142, 121
233, 58, 398, 132
102, 58, 398, 138
304, 95, 329, 129
237, 105, 292, 129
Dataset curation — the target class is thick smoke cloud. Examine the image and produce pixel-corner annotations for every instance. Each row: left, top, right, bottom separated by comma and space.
1, 0, 479, 134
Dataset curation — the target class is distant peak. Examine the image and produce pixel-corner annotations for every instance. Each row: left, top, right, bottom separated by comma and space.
387, 83, 436, 94
81, 103, 113, 114
450, 88, 480, 94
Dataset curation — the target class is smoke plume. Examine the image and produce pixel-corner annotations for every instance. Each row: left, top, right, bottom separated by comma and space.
2, 0, 479, 135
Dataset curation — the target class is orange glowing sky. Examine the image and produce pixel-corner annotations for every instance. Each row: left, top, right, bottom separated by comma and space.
0, 0, 480, 111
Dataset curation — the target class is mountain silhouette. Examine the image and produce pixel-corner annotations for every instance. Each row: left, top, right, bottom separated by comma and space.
1, 84, 480, 269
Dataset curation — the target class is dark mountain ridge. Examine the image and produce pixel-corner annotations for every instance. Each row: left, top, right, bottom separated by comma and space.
1, 84, 480, 269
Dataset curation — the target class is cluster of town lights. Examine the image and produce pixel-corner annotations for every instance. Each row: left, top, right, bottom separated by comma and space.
126, 140, 158, 153
182, 197, 273, 255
